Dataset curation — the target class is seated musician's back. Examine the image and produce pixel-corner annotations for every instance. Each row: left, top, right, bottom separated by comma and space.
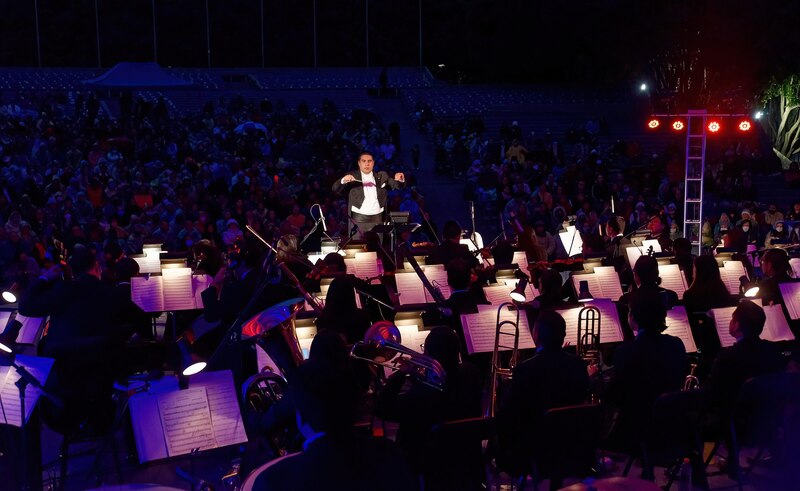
252, 360, 418, 491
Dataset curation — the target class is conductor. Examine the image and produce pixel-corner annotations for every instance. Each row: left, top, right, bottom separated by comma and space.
332, 151, 405, 239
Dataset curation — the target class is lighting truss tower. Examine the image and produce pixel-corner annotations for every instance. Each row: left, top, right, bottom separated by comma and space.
651, 111, 750, 256
683, 110, 707, 256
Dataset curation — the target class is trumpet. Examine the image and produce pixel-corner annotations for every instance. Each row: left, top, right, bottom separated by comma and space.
683, 363, 700, 391
349, 321, 447, 391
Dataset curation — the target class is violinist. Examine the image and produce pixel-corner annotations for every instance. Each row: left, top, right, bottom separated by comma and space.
517, 224, 547, 263
426, 221, 478, 268
645, 209, 673, 253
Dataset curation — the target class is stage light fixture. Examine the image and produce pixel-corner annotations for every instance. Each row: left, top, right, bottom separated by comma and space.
671, 121, 685, 131
510, 278, 528, 303
647, 119, 660, 129
707, 121, 721, 133
738, 120, 752, 132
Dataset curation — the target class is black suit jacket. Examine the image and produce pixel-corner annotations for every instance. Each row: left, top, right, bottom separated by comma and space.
606, 330, 687, 445
427, 240, 479, 268
252, 433, 418, 491
704, 337, 786, 416
331, 170, 405, 217
496, 348, 589, 472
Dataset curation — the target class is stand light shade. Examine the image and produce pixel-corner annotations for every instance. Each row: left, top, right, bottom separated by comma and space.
739, 276, 759, 298
2, 283, 19, 303
510, 277, 528, 303
0, 320, 22, 353
177, 337, 206, 376
577, 280, 594, 302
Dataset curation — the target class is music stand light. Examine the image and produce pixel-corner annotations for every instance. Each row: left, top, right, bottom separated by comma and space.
577, 280, 594, 303
510, 278, 528, 303
177, 337, 207, 377
0, 319, 22, 354
2, 282, 19, 303
739, 276, 759, 298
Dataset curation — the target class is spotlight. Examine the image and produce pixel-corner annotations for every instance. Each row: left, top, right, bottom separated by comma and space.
707, 120, 721, 133
577, 280, 594, 303
510, 277, 528, 303
640, 83, 648, 92
754, 111, 764, 120
671, 120, 685, 131
738, 120, 752, 132
647, 119, 660, 129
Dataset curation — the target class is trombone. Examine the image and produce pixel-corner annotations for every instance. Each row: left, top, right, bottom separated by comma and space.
349, 321, 447, 391
683, 363, 700, 391
487, 302, 521, 417
577, 305, 602, 368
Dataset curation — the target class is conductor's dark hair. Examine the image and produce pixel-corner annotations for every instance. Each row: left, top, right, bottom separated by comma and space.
443, 220, 463, 240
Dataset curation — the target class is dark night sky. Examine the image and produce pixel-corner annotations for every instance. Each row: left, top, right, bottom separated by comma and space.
0, 0, 797, 89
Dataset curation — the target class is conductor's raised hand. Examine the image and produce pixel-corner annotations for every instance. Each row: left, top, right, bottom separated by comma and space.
394, 172, 405, 183
342, 174, 356, 184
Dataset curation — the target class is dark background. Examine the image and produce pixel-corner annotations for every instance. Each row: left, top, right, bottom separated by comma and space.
0, 0, 798, 89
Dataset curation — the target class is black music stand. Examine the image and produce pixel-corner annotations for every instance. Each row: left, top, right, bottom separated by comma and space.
0, 352, 58, 491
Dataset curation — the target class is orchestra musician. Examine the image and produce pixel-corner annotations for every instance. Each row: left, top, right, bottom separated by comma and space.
426, 221, 478, 268
374, 326, 482, 484
496, 310, 590, 478
19, 244, 125, 433
645, 209, 673, 253
332, 150, 406, 240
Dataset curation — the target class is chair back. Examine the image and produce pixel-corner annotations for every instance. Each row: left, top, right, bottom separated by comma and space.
535, 404, 604, 481
642, 389, 705, 464
424, 416, 495, 491
733, 372, 796, 448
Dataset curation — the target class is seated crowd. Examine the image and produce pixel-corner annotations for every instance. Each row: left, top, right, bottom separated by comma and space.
1, 89, 799, 490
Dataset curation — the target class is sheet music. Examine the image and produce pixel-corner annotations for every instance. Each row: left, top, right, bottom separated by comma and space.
395, 272, 428, 305
14, 313, 46, 345
460, 304, 534, 354
779, 282, 800, 320
344, 258, 356, 275
762, 304, 795, 342
559, 226, 583, 256
503, 279, 540, 300
256, 345, 282, 372
721, 261, 747, 295
131, 276, 165, 312
665, 307, 698, 352
192, 275, 213, 309
556, 299, 624, 346
512, 251, 528, 267
162, 268, 196, 311
483, 285, 515, 305
658, 264, 688, 299
157, 387, 218, 456
642, 239, 662, 253
133, 247, 164, 274
790, 258, 800, 278
424, 268, 452, 301
0, 355, 54, 426
571, 268, 623, 301
354, 252, 380, 280
625, 246, 644, 269
296, 326, 317, 360
0, 311, 10, 332
710, 307, 737, 348
191, 371, 249, 448
397, 324, 428, 353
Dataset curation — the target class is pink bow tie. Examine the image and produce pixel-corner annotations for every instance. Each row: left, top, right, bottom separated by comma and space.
363, 182, 376, 187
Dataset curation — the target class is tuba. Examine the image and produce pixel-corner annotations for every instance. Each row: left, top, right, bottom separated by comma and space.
350, 321, 447, 390
486, 302, 521, 417
241, 298, 306, 376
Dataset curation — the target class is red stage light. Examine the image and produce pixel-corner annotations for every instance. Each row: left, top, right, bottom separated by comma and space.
707, 121, 721, 133
738, 120, 752, 131
648, 119, 660, 129
672, 121, 685, 131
